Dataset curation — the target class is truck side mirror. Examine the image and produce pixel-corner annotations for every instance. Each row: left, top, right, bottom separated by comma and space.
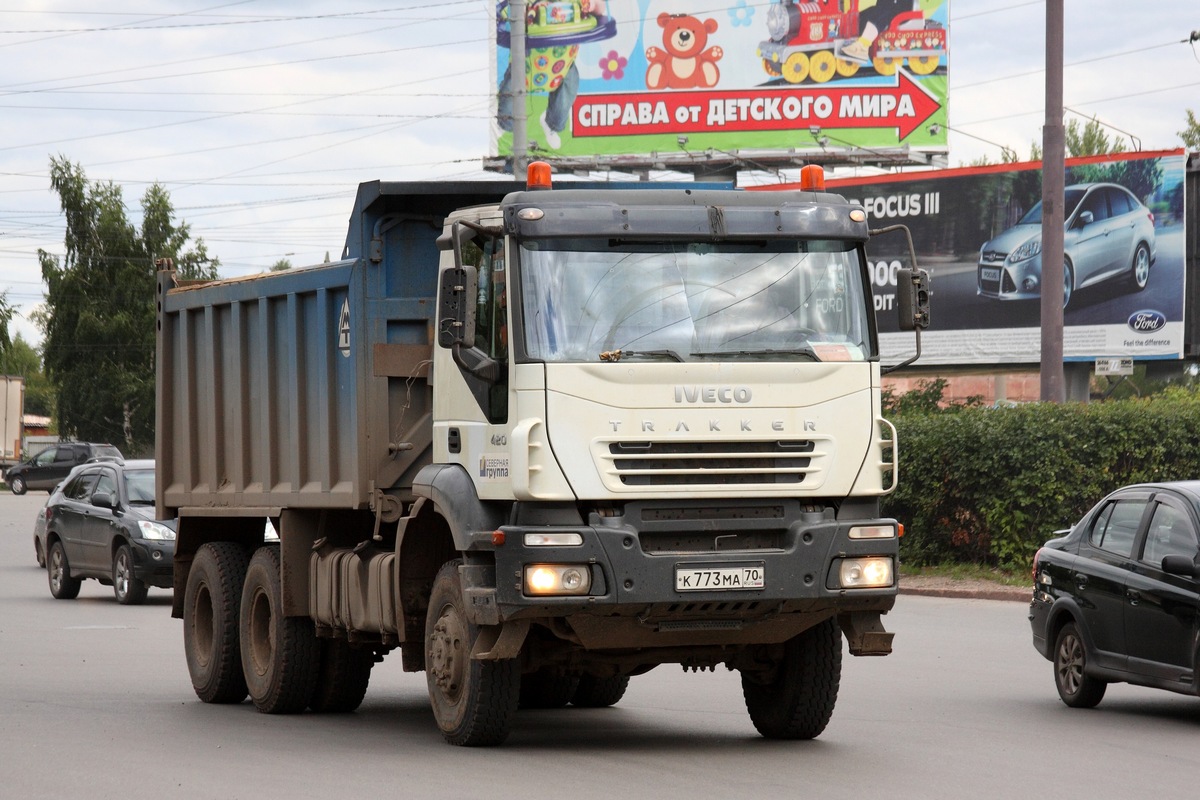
895, 268, 930, 331
437, 265, 477, 348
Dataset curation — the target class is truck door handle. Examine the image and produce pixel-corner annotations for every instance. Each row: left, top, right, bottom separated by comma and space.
1127, 589, 1141, 605
1073, 573, 1088, 587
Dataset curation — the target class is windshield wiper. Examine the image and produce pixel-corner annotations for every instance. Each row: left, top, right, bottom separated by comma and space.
691, 348, 819, 362
599, 349, 684, 362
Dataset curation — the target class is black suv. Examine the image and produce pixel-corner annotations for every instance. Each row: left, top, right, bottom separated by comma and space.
6, 443, 123, 495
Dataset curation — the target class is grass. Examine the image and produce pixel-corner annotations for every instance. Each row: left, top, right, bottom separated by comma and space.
899, 563, 1028, 587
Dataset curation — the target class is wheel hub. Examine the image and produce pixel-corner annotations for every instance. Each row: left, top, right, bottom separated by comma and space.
428, 607, 467, 697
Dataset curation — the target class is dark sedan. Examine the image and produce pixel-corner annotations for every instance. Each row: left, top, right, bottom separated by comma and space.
43, 459, 175, 605
1030, 482, 1200, 708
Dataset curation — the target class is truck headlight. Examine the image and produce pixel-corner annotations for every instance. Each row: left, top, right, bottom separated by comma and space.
524, 564, 591, 596
835, 557, 893, 589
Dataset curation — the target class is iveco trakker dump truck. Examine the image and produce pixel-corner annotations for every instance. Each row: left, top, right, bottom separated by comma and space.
156, 162, 928, 746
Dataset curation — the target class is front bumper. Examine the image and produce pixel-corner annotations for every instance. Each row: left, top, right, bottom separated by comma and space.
130, 538, 175, 588
978, 256, 1042, 301
464, 500, 897, 649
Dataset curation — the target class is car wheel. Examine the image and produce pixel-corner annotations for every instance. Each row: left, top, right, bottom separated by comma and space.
113, 544, 148, 605
240, 545, 320, 714
1129, 243, 1150, 290
1062, 259, 1074, 310
184, 542, 251, 704
47, 540, 82, 600
10, 475, 26, 495
1053, 622, 1106, 708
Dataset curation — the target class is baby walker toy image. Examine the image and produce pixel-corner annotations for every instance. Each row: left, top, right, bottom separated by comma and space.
496, 1, 616, 149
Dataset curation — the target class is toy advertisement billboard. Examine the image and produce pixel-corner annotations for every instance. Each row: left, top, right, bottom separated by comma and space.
491, 1, 950, 161
812, 150, 1189, 366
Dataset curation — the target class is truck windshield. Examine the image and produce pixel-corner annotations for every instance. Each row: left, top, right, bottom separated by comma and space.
518, 238, 873, 363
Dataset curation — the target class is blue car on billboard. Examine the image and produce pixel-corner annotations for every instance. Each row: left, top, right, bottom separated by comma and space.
977, 182, 1156, 309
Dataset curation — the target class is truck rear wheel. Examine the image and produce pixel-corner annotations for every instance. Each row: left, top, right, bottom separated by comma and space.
741, 616, 842, 739
570, 675, 630, 708
519, 671, 580, 709
309, 639, 374, 713
425, 559, 520, 746
184, 542, 251, 704
239, 545, 320, 714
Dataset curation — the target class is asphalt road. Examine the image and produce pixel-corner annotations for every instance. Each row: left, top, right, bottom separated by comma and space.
3, 490, 1199, 799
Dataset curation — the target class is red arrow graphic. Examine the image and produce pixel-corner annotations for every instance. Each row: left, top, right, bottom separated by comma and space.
572, 70, 942, 141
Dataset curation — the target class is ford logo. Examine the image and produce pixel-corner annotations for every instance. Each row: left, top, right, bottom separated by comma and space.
1127, 310, 1166, 333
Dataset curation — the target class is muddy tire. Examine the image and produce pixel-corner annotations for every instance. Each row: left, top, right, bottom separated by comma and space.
570, 675, 630, 708
184, 542, 251, 703
113, 544, 148, 605
519, 671, 580, 709
425, 559, 520, 746
240, 545, 320, 714
309, 639, 374, 713
47, 540, 82, 600
741, 617, 842, 739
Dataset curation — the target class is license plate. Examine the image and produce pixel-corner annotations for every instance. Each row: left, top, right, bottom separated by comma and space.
980, 267, 1001, 282
675, 563, 765, 592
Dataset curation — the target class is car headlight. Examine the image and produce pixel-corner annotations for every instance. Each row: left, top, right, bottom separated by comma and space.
833, 557, 893, 589
524, 564, 591, 596
137, 520, 176, 541
1010, 238, 1042, 262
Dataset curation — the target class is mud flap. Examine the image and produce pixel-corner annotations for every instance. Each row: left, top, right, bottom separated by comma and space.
838, 612, 894, 656
471, 620, 531, 661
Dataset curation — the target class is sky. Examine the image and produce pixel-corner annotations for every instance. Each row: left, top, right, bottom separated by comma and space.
1, 1, 1198, 350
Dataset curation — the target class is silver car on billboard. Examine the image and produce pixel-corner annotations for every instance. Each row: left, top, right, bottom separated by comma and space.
977, 182, 1156, 308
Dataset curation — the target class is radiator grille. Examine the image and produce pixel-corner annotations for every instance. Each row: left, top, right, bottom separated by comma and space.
602, 439, 820, 487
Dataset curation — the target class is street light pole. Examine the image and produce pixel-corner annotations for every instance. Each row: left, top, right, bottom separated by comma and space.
510, 0, 528, 178
1040, 0, 1065, 402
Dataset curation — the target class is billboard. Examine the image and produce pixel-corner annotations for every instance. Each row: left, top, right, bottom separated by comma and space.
491, 0, 950, 161
804, 150, 1189, 366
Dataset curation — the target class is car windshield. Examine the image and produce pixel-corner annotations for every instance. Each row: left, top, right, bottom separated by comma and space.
124, 469, 155, 504
1016, 188, 1087, 226
518, 238, 873, 363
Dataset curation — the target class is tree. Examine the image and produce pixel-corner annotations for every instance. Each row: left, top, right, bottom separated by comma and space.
0, 334, 54, 418
0, 290, 15, 355
1065, 117, 1127, 158
1180, 109, 1200, 150
270, 258, 292, 272
37, 157, 219, 455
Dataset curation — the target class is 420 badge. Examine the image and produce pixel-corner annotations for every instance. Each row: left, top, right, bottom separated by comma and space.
675, 562, 765, 592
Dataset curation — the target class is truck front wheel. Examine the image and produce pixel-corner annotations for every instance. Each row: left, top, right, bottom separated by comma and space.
239, 545, 320, 714
184, 542, 251, 704
425, 560, 520, 746
741, 616, 842, 739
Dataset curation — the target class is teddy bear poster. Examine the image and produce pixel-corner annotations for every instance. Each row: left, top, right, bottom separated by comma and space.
492, 0, 949, 159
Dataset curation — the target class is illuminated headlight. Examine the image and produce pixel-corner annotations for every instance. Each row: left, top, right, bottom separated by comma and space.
137, 520, 176, 541
848, 525, 896, 540
1010, 238, 1041, 262
524, 565, 591, 596
837, 557, 893, 589
524, 532, 584, 547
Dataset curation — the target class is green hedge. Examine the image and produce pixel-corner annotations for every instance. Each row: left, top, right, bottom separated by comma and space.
882, 390, 1200, 571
